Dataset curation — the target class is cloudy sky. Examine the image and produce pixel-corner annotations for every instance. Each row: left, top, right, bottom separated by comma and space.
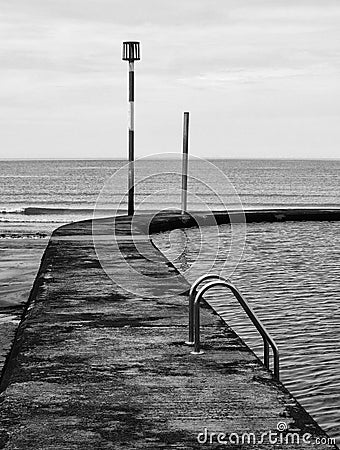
1, 0, 339, 159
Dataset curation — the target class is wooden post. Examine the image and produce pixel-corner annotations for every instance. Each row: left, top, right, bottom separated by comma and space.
181, 112, 189, 214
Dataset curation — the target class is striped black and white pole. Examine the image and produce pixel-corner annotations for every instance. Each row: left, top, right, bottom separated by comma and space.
122, 41, 140, 216
127, 59, 135, 216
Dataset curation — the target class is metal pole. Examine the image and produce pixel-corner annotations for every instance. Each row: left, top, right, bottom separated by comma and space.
128, 61, 135, 216
123, 41, 140, 216
263, 339, 269, 369
181, 112, 189, 214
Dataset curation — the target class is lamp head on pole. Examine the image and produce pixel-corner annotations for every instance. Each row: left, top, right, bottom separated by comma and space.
122, 41, 141, 62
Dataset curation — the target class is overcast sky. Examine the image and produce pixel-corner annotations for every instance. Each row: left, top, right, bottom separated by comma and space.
0, 0, 339, 159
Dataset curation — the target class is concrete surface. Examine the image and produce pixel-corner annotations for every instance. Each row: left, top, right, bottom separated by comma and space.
0, 211, 338, 449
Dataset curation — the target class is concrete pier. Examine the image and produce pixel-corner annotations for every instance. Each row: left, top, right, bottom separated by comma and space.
0, 211, 338, 449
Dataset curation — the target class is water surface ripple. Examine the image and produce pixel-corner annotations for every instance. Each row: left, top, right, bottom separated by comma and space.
153, 220, 340, 441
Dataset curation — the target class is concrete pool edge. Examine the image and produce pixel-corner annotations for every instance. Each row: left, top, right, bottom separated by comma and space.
0, 210, 338, 449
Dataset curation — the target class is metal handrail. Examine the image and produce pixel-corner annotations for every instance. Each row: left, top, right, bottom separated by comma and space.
185, 273, 229, 345
190, 279, 280, 381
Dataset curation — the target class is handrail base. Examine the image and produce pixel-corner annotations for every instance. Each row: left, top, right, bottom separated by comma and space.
191, 350, 205, 355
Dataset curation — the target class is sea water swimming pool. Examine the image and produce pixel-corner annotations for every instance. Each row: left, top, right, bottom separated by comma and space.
0, 158, 339, 440
152, 219, 340, 441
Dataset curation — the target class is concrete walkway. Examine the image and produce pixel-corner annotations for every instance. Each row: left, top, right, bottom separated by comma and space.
0, 213, 337, 449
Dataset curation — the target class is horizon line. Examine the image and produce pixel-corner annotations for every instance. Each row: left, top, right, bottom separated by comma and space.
0, 156, 339, 162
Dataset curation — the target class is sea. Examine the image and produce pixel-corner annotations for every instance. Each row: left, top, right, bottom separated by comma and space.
0, 158, 339, 442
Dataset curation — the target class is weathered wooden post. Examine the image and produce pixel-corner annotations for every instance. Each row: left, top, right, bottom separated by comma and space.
122, 41, 141, 216
181, 112, 190, 214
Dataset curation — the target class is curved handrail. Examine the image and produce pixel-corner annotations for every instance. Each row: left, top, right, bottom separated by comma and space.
192, 280, 280, 381
186, 274, 229, 345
